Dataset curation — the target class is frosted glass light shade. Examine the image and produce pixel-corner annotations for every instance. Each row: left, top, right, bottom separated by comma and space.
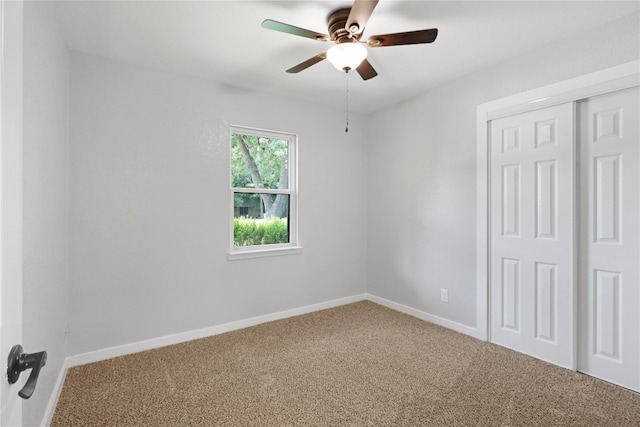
326, 43, 367, 71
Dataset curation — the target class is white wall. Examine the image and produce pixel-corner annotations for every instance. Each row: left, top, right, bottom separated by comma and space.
22, 2, 69, 426
21, 5, 638, 424
68, 52, 368, 356
366, 13, 640, 328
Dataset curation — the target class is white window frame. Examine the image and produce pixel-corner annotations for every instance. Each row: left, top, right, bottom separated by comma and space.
228, 125, 301, 260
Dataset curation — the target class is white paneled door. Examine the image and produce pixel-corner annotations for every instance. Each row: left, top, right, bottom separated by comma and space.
489, 103, 575, 369
578, 87, 639, 391
1, 1, 25, 425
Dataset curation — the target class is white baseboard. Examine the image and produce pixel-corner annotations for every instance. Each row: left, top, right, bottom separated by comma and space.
366, 293, 484, 340
42, 357, 69, 427
66, 294, 368, 368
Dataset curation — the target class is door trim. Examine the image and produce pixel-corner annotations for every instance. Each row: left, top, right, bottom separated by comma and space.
476, 60, 640, 344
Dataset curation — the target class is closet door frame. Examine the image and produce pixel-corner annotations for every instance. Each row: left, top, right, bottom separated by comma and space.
475, 61, 639, 359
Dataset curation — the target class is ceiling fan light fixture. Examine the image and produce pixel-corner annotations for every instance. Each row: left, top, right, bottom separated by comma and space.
326, 42, 367, 72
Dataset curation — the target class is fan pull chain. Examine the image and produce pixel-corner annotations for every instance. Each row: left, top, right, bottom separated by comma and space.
345, 71, 350, 133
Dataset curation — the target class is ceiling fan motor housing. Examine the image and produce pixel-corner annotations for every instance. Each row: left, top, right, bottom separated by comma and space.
328, 8, 359, 43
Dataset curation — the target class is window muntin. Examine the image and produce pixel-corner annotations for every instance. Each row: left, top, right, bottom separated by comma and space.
230, 126, 298, 256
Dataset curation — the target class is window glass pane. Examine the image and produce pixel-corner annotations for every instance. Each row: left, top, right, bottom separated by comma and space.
233, 193, 290, 247
231, 133, 289, 190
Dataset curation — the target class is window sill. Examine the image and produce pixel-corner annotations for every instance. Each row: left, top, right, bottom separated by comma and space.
227, 246, 303, 261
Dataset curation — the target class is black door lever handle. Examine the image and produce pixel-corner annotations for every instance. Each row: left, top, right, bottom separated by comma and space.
7, 344, 47, 399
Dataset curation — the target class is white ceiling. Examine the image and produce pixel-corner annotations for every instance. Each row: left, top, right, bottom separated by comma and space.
53, 1, 639, 114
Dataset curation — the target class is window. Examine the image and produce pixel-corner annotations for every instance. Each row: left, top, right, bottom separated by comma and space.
229, 125, 300, 259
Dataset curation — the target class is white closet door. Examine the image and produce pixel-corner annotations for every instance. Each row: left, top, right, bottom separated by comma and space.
490, 103, 574, 369
578, 87, 639, 392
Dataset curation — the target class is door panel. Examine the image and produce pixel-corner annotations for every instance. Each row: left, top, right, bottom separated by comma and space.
490, 102, 574, 369
578, 87, 639, 391
535, 262, 557, 342
536, 160, 557, 239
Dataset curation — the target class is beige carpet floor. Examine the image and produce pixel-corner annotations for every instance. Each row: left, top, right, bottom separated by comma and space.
52, 301, 640, 426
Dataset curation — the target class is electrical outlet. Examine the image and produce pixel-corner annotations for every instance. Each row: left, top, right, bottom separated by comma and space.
440, 289, 449, 303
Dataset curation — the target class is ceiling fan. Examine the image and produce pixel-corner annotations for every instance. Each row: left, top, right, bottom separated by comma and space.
262, 0, 438, 80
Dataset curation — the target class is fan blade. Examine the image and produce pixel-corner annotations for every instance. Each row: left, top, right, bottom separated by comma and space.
286, 53, 327, 73
367, 28, 438, 47
356, 59, 378, 80
345, 0, 379, 35
262, 19, 330, 41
